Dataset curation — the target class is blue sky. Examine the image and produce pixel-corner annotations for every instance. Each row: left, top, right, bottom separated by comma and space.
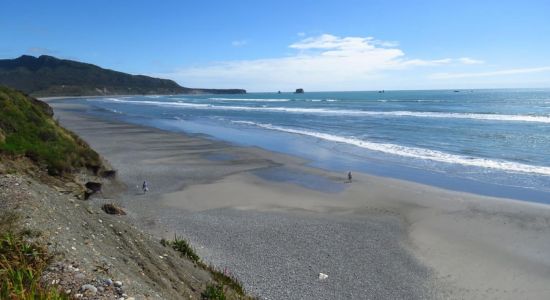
1, 0, 549, 91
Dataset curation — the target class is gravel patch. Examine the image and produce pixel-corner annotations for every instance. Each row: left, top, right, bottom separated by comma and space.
168, 208, 431, 299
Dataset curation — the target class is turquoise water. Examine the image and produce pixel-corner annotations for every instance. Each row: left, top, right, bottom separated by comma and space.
65, 89, 550, 203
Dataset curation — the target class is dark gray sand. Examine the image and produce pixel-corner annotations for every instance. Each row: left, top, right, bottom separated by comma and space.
49, 100, 550, 300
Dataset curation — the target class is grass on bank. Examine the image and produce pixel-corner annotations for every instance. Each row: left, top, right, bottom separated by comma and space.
0, 213, 67, 300
161, 234, 246, 299
161, 234, 200, 263
0, 86, 102, 176
202, 283, 226, 300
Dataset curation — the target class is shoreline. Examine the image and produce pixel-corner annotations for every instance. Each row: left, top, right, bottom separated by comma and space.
43, 96, 550, 205
50, 99, 550, 299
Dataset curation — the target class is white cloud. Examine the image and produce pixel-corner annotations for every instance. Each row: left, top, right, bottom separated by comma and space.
161, 34, 485, 91
231, 40, 247, 47
430, 66, 550, 79
458, 57, 484, 65
401, 58, 453, 67
372, 40, 399, 48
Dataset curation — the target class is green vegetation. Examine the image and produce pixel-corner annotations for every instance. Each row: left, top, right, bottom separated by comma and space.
206, 265, 245, 297
202, 283, 226, 300
160, 234, 200, 263
0, 86, 102, 175
0, 55, 246, 96
0, 214, 67, 300
161, 235, 247, 298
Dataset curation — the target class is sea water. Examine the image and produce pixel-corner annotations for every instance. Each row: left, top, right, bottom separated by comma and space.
64, 89, 550, 203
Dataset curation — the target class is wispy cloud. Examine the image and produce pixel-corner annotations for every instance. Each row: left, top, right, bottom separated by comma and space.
372, 40, 399, 48
430, 66, 550, 79
231, 40, 247, 47
160, 34, 484, 91
458, 57, 484, 65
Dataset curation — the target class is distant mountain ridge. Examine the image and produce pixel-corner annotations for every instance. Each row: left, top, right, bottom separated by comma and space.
0, 55, 246, 96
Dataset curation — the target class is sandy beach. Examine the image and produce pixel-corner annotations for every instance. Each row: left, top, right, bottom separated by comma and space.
49, 100, 550, 299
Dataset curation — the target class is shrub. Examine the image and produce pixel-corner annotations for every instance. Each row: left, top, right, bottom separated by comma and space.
201, 283, 226, 300
161, 234, 200, 263
0, 86, 102, 176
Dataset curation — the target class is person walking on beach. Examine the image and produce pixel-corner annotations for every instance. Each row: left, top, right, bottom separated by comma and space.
142, 180, 149, 193
347, 171, 353, 183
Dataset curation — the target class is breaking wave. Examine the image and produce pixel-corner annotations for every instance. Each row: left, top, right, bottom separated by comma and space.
94, 98, 550, 123
232, 121, 550, 176
208, 97, 291, 102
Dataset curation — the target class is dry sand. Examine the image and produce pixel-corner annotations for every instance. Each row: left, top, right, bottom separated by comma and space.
50, 100, 550, 299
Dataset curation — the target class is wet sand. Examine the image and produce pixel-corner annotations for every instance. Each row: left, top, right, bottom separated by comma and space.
49, 100, 550, 299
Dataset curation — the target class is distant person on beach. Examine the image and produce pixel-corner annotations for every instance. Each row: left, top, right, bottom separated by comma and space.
347, 171, 352, 183
142, 180, 149, 193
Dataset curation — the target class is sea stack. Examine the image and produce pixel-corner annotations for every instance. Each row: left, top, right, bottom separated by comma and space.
295, 88, 304, 94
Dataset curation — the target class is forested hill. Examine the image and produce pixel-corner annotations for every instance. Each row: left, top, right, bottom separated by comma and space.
0, 55, 246, 97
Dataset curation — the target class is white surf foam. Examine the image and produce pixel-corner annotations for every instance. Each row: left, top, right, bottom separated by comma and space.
93, 98, 550, 124
209, 97, 338, 102
208, 97, 290, 102
232, 121, 550, 176
362, 111, 550, 123
304, 99, 339, 102
376, 99, 443, 103
97, 98, 211, 108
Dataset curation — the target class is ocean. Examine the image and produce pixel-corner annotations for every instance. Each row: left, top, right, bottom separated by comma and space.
62, 89, 550, 203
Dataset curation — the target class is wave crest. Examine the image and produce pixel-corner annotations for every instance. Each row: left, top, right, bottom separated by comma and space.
232, 121, 550, 176
92, 98, 550, 123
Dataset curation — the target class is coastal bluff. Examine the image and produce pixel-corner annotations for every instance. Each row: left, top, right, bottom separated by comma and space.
0, 55, 246, 97
0, 86, 250, 299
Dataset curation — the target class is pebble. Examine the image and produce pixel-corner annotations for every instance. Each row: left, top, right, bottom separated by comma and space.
68, 265, 79, 272
104, 278, 113, 286
114, 280, 123, 287
74, 273, 86, 280
81, 284, 97, 294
